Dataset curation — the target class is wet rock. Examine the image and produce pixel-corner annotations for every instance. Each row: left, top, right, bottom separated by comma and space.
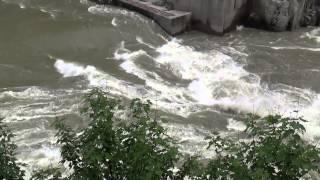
250, 0, 292, 31
317, 0, 320, 25
300, 0, 318, 27
248, 0, 320, 31
317, 7, 320, 25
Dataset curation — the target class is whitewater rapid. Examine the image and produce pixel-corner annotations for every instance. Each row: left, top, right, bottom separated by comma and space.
1, 1, 320, 177
51, 34, 320, 143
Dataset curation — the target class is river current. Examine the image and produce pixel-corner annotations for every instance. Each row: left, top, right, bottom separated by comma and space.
1, 0, 320, 176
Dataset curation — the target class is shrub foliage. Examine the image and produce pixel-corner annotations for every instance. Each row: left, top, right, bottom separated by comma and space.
184, 115, 320, 179
0, 119, 25, 179
33, 89, 179, 180
0, 89, 319, 179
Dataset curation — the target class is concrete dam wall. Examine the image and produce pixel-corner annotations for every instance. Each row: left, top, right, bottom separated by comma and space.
92, 0, 250, 35
168, 0, 249, 34
92, 0, 320, 35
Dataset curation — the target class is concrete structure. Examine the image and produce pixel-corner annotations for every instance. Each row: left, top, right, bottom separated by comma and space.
91, 0, 320, 35
92, 0, 250, 35
118, 0, 192, 35
168, 0, 250, 34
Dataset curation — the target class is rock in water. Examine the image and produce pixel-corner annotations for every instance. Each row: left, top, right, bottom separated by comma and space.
249, 0, 320, 31
252, 0, 291, 31
300, 0, 318, 27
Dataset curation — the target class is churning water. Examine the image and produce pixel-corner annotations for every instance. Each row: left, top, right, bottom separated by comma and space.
1, 0, 320, 176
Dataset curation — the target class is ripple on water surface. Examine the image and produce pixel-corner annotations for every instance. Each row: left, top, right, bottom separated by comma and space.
1, 0, 320, 175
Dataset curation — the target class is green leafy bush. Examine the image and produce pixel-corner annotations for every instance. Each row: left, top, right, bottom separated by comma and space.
182, 114, 320, 180
31, 89, 179, 180
0, 119, 25, 180
1, 89, 319, 179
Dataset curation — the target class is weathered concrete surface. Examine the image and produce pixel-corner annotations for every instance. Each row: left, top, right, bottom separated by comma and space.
90, 0, 320, 35
118, 0, 191, 35
90, 0, 250, 35
167, 0, 250, 34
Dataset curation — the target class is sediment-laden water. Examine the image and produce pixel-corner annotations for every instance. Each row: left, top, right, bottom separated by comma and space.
1, 0, 320, 176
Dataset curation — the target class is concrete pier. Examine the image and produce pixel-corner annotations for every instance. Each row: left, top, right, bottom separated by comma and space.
92, 0, 320, 35
92, 0, 250, 35
118, 0, 192, 35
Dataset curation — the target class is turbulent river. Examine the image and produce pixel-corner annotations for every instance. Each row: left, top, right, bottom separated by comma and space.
1, 0, 320, 176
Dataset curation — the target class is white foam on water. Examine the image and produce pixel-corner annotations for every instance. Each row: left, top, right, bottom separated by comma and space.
303, 28, 320, 43
53, 57, 217, 158
55, 59, 87, 77
1, 0, 24, 7
236, 25, 244, 31
19, 144, 61, 179
114, 39, 320, 141
0, 86, 53, 100
52, 48, 196, 117
114, 41, 199, 115
53, 38, 320, 152
79, 0, 89, 5
226, 118, 246, 131
14, 129, 53, 145
155, 39, 247, 81
3, 39, 319, 169
0, 87, 81, 123
271, 46, 320, 52
39, 8, 58, 19
111, 17, 118, 26
1, 0, 59, 18
0, 86, 83, 176
55, 59, 108, 87
28, 145, 61, 167
88, 5, 149, 24
164, 123, 214, 158
19, 3, 25, 9
251, 44, 320, 52
54, 58, 146, 100
164, 122, 242, 158
114, 42, 149, 61
299, 95, 320, 139
154, 39, 266, 108
2, 0, 319, 167
136, 36, 156, 49
0, 87, 82, 125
